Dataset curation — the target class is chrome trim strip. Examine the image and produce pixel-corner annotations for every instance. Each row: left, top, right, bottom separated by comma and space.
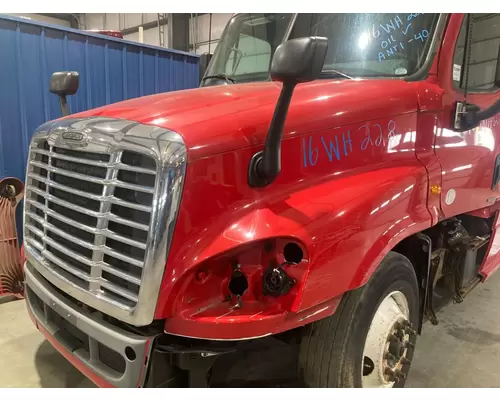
24, 234, 141, 287
25, 222, 44, 238
113, 163, 156, 175
25, 237, 43, 252
27, 185, 103, 217
102, 231, 147, 250
25, 210, 147, 250
28, 173, 153, 212
110, 180, 155, 194
28, 245, 141, 308
99, 264, 141, 285
42, 249, 91, 282
102, 247, 144, 268
26, 200, 95, 230
28, 172, 104, 202
31, 148, 110, 167
106, 213, 150, 231
31, 148, 157, 175
109, 197, 152, 213
29, 221, 144, 269
99, 280, 139, 302
29, 160, 155, 194
43, 222, 99, 251
26, 195, 150, 231
24, 117, 187, 326
29, 160, 107, 184
39, 235, 94, 267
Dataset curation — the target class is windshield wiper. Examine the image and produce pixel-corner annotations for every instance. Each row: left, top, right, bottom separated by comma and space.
202, 73, 236, 84
321, 69, 354, 80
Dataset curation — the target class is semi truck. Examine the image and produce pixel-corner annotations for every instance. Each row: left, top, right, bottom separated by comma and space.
22, 13, 500, 388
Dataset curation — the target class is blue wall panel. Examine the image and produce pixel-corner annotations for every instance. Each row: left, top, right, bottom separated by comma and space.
0, 15, 199, 243
0, 14, 199, 182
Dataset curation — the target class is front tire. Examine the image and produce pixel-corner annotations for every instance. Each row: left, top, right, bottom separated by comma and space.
298, 251, 419, 388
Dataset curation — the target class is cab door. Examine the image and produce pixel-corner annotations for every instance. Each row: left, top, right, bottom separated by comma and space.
435, 13, 500, 218
435, 14, 500, 279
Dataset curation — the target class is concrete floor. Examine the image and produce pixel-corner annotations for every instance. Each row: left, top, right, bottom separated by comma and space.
2, 271, 500, 388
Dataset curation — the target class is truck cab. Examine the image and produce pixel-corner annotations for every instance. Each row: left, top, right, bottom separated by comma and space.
22, 13, 500, 388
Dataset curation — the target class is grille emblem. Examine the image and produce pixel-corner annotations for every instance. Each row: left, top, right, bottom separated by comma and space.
61, 131, 89, 147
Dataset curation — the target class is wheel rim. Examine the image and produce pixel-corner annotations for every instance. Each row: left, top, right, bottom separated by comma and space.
361, 291, 415, 388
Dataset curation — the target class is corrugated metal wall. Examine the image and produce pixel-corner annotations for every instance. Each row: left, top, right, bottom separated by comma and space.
0, 14, 200, 183
0, 15, 200, 244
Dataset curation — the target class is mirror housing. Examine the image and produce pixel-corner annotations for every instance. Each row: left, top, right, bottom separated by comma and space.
271, 36, 328, 84
50, 71, 79, 96
49, 71, 79, 117
199, 52, 213, 84
248, 36, 328, 187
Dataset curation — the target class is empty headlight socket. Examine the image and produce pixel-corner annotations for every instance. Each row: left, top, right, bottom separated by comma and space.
226, 241, 304, 304
283, 242, 304, 265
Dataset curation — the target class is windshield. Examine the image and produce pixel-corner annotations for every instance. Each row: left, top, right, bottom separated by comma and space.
203, 14, 294, 85
202, 13, 440, 85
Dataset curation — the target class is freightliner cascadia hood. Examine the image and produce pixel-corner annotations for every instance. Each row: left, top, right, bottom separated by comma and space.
68, 79, 421, 161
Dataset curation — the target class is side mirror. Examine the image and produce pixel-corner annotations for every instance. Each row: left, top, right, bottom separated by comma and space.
49, 71, 79, 117
199, 52, 213, 84
248, 36, 328, 187
270, 36, 328, 84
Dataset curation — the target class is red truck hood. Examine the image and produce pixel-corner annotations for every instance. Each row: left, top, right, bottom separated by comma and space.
73, 80, 420, 161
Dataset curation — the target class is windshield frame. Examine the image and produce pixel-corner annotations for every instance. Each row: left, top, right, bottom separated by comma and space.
200, 13, 448, 86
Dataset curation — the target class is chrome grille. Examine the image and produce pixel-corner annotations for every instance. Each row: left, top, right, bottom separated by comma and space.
24, 140, 157, 308
23, 118, 186, 326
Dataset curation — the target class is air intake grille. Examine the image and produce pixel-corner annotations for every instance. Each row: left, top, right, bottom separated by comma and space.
24, 140, 157, 308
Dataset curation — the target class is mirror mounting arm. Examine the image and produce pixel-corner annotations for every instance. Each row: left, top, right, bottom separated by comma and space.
58, 95, 70, 118
248, 82, 296, 187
